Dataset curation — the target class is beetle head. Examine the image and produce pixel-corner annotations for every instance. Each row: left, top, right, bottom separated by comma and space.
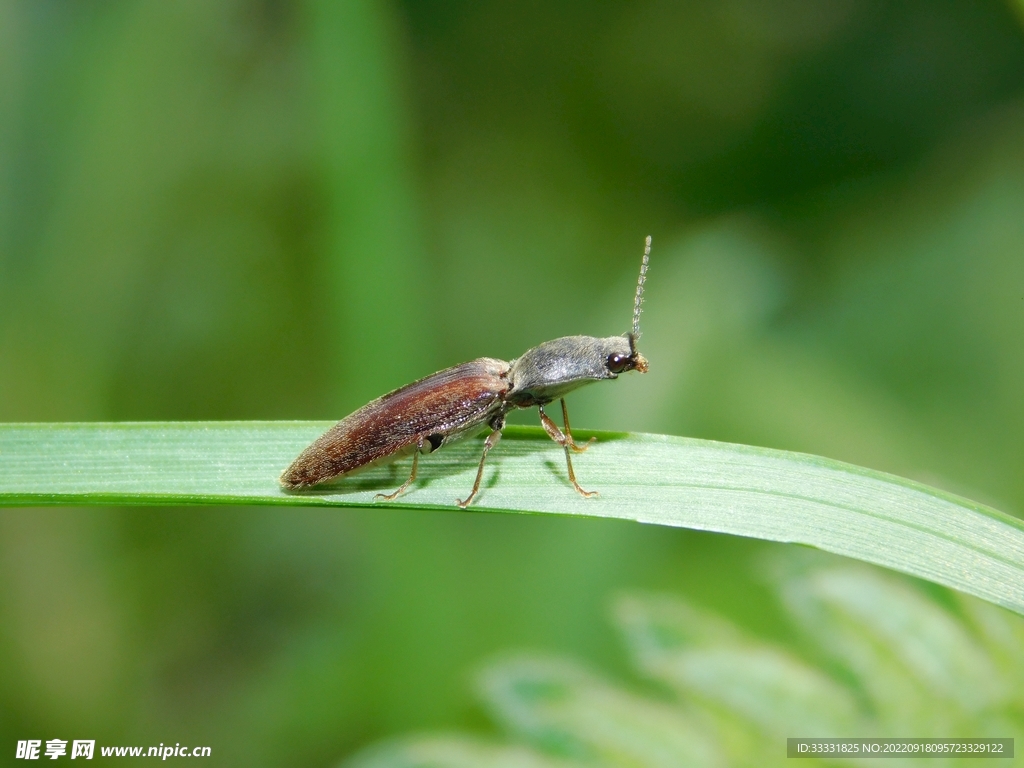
605, 332, 648, 376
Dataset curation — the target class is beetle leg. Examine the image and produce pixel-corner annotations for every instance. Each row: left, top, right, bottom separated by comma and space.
538, 404, 598, 498
457, 428, 503, 508
375, 438, 423, 501
560, 398, 596, 453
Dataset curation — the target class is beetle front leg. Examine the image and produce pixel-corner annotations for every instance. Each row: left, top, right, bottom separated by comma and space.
560, 398, 596, 453
538, 404, 597, 498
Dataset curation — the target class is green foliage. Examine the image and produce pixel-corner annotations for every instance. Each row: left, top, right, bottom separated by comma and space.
346, 559, 1024, 767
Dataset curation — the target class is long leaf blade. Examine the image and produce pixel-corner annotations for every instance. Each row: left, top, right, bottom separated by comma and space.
1, 422, 1022, 615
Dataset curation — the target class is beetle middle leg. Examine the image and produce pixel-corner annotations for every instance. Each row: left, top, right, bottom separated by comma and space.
538, 402, 597, 498
457, 428, 503, 508
375, 437, 424, 501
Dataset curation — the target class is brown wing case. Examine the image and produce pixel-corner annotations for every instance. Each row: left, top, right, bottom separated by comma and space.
280, 358, 510, 488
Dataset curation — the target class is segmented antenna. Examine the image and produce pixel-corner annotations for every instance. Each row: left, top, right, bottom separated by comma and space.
631, 235, 651, 339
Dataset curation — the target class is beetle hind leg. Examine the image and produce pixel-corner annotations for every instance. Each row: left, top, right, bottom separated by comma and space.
375, 439, 423, 502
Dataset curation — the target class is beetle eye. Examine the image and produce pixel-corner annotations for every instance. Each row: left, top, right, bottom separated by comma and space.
606, 353, 631, 374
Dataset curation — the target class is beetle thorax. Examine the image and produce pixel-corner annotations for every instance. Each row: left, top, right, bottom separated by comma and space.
505, 334, 635, 407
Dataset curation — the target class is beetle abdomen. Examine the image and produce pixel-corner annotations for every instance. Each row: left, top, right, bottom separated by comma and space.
280, 358, 510, 489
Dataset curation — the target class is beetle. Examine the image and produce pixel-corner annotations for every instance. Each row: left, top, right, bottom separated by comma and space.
280, 236, 651, 507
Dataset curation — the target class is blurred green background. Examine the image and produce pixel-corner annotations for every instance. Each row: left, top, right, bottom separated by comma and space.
3, 0, 1024, 764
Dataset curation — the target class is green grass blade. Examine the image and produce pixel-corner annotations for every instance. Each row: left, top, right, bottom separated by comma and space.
1, 421, 1022, 615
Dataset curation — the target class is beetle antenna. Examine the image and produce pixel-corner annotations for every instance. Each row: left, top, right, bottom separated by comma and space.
632, 235, 651, 339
